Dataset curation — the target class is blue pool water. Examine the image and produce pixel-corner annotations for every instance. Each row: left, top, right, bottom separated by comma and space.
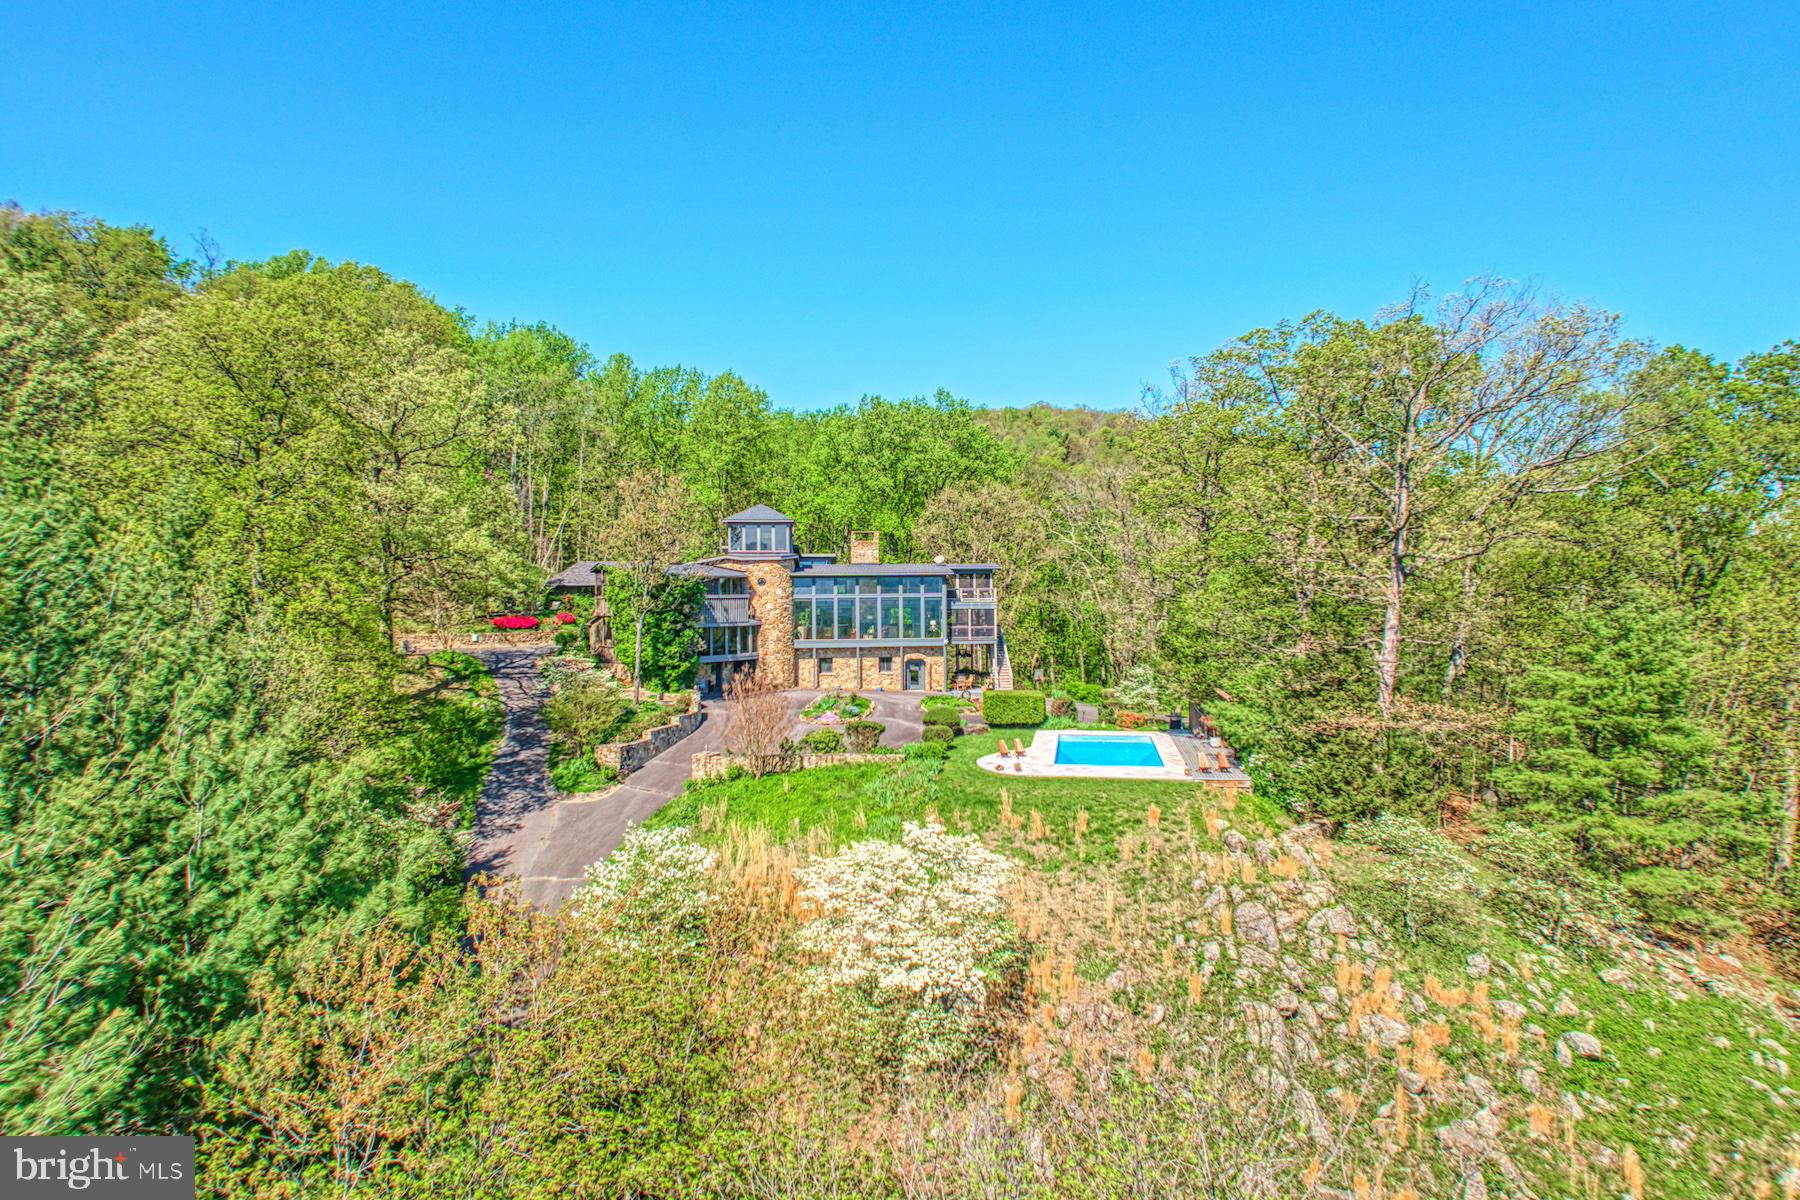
1054, 735, 1163, 768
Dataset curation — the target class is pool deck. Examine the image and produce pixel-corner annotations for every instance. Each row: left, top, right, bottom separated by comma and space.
977, 729, 1253, 788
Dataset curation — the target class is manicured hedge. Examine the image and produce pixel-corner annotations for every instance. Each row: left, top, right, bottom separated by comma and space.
921, 708, 962, 730
982, 689, 1046, 727
799, 728, 846, 754
905, 739, 950, 761
920, 724, 955, 745
844, 720, 885, 752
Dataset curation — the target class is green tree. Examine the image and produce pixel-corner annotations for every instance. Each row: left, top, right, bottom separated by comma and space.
601, 470, 705, 701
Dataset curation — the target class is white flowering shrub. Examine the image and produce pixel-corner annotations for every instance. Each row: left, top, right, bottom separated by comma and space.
797, 819, 1014, 1070
574, 824, 717, 949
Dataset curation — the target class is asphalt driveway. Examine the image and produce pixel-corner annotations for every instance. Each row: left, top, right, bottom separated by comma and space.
468, 652, 808, 909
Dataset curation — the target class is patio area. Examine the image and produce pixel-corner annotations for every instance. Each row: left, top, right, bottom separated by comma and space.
978, 729, 1255, 791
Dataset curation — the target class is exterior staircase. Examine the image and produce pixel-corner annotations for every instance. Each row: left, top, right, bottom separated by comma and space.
993, 630, 1015, 690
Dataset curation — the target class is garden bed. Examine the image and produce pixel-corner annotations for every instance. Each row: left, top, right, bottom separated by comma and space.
801, 692, 871, 723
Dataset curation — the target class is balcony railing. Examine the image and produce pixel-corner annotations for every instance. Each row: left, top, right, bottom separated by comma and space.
950, 621, 997, 641
700, 595, 755, 626
950, 587, 997, 603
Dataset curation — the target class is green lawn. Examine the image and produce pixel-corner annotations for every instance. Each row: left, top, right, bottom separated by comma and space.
652, 731, 1287, 867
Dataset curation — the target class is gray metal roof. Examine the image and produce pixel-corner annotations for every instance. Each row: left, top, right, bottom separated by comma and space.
668, 562, 747, 579
545, 561, 605, 589
721, 504, 792, 523
793, 562, 952, 577
946, 563, 999, 571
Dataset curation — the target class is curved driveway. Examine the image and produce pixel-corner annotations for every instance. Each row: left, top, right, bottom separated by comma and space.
467, 659, 934, 909
466, 649, 741, 909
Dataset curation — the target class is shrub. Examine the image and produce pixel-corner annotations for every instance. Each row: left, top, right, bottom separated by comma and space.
491, 614, 541, 630
799, 728, 846, 754
574, 825, 716, 950
1047, 695, 1074, 718
553, 611, 578, 625
1109, 664, 1162, 712
553, 627, 580, 652
1059, 681, 1104, 705
920, 724, 954, 745
542, 674, 627, 754
1345, 813, 1478, 942
905, 739, 950, 761
549, 753, 619, 794
1097, 702, 1117, 726
1115, 710, 1152, 730
844, 720, 885, 752
1476, 823, 1630, 946
796, 819, 1013, 1071
982, 689, 1045, 727
921, 708, 962, 731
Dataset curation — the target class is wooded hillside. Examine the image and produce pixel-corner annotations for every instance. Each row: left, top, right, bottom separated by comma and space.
2, 205, 1795, 1191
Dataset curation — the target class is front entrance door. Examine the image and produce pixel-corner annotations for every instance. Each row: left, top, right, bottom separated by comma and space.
905, 659, 923, 690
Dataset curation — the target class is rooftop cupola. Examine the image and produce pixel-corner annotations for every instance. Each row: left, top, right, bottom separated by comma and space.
722, 504, 795, 556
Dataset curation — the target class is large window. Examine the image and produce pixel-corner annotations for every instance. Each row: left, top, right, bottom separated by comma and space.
727, 524, 791, 553
790, 573, 949, 642
702, 625, 759, 657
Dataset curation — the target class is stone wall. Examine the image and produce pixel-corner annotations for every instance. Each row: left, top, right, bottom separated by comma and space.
795, 648, 946, 692
714, 556, 795, 686
395, 630, 557, 654
593, 709, 705, 778
690, 748, 894, 781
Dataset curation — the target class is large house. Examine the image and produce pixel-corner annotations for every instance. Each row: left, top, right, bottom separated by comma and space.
547, 504, 1014, 695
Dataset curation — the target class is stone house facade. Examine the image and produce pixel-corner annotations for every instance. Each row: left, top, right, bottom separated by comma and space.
555, 504, 1010, 695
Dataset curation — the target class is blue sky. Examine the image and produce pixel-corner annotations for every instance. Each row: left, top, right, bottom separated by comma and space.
5, 2, 1797, 410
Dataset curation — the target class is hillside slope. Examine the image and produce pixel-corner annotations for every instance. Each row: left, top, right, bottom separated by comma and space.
656, 735, 1800, 1199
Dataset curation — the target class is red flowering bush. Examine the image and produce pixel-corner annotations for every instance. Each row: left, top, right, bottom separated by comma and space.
554, 612, 577, 625
491, 615, 541, 630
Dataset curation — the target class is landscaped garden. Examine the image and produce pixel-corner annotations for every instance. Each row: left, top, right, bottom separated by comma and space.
541, 662, 692, 792
801, 691, 871, 722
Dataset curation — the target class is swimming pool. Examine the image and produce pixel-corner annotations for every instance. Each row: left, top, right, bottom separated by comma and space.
1053, 734, 1164, 768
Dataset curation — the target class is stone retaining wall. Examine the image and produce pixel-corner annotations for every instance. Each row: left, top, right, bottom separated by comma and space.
395, 630, 558, 654
690, 749, 894, 781
595, 710, 705, 778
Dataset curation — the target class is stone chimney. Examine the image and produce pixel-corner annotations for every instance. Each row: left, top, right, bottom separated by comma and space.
849, 530, 880, 564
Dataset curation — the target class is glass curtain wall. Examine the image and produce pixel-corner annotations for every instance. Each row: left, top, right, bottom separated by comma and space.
792, 576, 945, 641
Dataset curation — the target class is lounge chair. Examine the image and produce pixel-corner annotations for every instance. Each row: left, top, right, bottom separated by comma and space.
1013, 738, 1026, 756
